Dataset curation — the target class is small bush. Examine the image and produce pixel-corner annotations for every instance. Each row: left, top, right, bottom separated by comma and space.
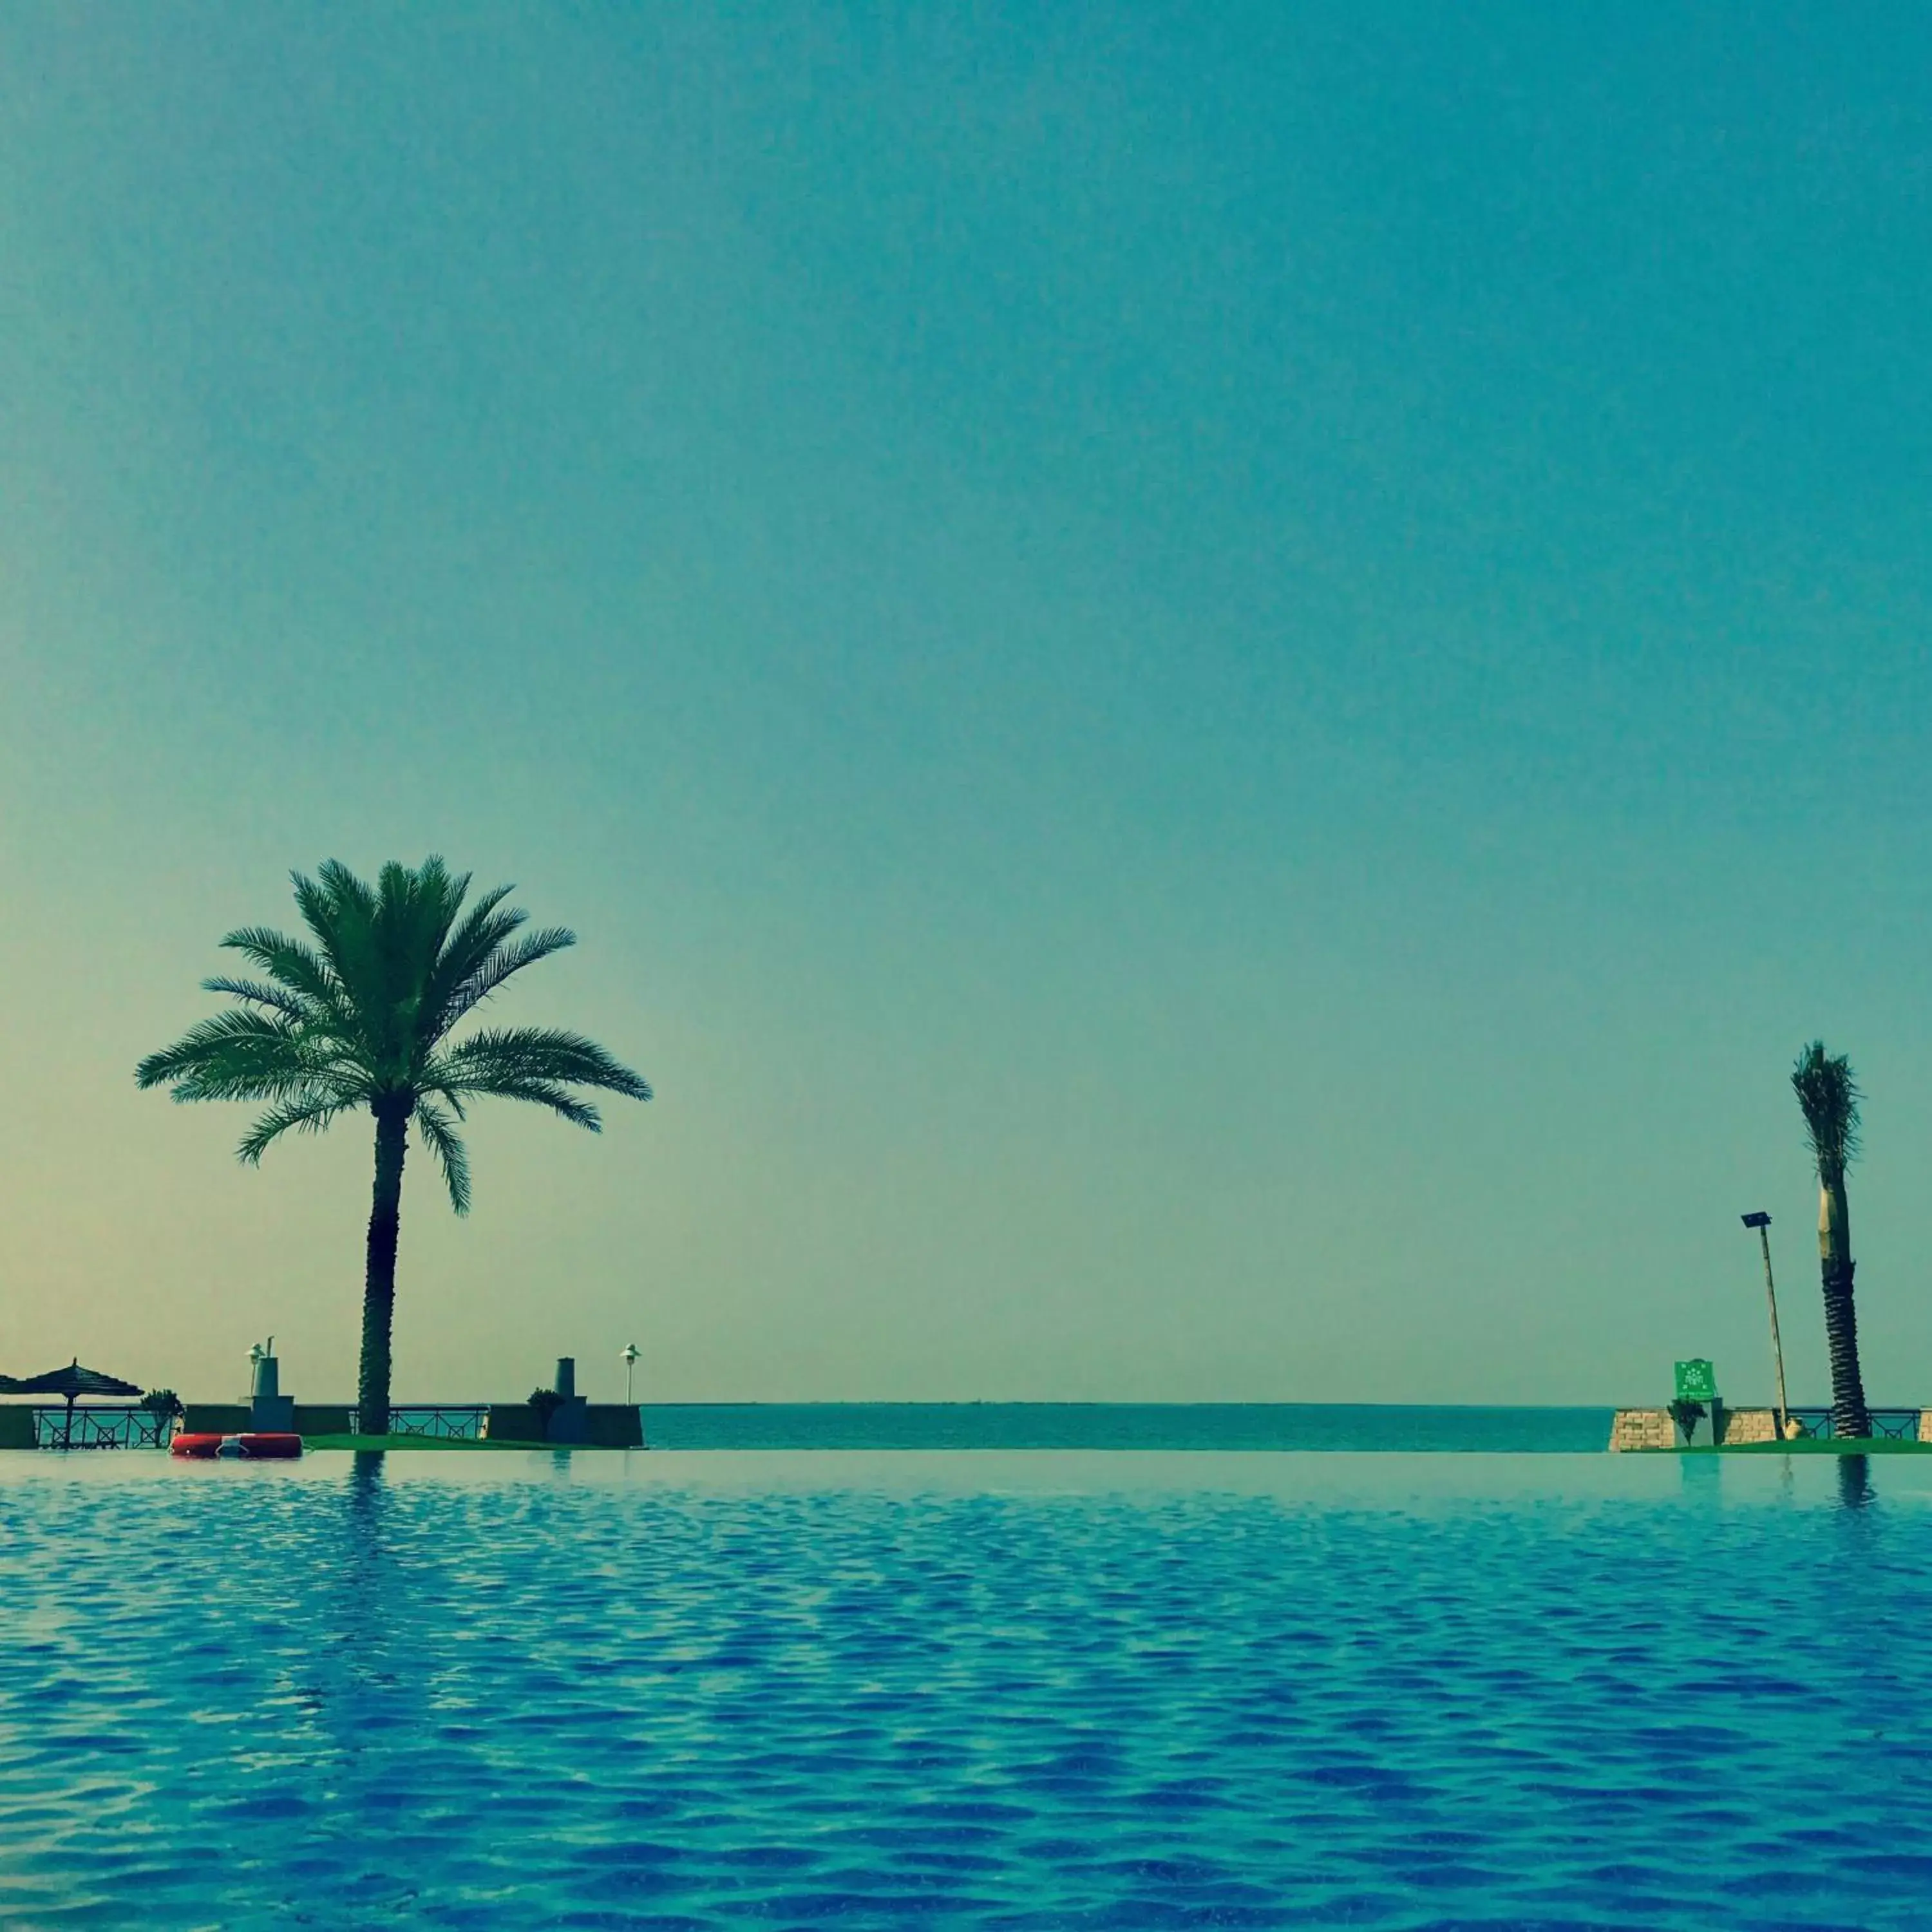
1669, 1397, 1707, 1443
527, 1387, 565, 1426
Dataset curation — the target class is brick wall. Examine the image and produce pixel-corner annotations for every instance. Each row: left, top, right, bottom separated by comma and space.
1609, 1408, 1674, 1451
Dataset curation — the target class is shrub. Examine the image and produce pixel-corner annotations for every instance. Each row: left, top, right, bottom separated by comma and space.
1669, 1397, 1707, 1444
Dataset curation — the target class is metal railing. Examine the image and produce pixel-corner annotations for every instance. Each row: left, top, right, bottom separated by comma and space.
32, 1406, 173, 1450
359, 1405, 489, 1441
1785, 1406, 1922, 1442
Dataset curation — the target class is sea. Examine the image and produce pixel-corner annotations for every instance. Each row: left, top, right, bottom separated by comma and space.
4, 1409, 1929, 1929
638, 1402, 1615, 1452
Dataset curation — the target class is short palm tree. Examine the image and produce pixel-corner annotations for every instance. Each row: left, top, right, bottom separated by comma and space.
1791, 1040, 1871, 1441
137, 858, 651, 1431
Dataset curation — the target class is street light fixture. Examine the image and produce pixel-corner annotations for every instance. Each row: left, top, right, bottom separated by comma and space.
1741, 1211, 1790, 1437
621, 1342, 639, 1406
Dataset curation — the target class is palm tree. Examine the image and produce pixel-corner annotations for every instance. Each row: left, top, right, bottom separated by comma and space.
137, 857, 650, 1432
1791, 1040, 1871, 1441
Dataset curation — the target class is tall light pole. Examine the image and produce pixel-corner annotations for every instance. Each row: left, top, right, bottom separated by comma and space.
1741, 1211, 1789, 1437
621, 1342, 639, 1407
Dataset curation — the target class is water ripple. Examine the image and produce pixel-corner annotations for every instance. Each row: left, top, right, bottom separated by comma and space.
1, 1454, 1930, 1927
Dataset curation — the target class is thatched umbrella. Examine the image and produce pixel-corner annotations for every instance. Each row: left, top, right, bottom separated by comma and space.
2, 1360, 143, 1447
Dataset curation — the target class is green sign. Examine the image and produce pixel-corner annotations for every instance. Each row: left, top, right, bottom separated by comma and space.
1674, 1358, 1718, 1403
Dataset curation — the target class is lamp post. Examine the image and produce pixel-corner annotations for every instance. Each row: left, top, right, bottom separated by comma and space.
621, 1343, 639, 1406
1741, 1211, 1790, 1437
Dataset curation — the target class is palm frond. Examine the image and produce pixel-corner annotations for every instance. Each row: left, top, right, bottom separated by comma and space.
136, 1010, 317, 1097
297, 864, 381, 1012
428, 918, 525, 1019
200, 975, 315, 1021
463, 1076, 603, 1130
412, 1099, 473, 1214
140, 858, 648, 1222
1793, 1040, 1861, 1183
219, 927, 345, 1011
433, 1026, 652, 1103
430, 882, 520, 987
432, 927, 577, 1038
237, 1092, 360, 1164
415, 887, 526, 1043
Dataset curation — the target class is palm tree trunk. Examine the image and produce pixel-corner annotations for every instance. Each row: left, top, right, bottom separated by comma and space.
1819, 1179, 1871, 1441
357, 1105, 409, 1434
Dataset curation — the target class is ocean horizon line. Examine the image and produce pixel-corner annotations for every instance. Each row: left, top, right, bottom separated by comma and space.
639, 1398, 1616, 1409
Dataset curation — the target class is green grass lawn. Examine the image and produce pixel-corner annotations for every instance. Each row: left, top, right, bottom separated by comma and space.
1674, 1437, 1932, 1455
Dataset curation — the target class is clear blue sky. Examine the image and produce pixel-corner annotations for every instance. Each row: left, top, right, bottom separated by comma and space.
5, 4, 1931, 1405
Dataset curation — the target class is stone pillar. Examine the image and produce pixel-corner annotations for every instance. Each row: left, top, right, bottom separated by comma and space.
547, 1357, 590, 1444
249, 1347, 294, 1432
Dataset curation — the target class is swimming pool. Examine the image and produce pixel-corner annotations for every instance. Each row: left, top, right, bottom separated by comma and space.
2, 1450, 1926, 1927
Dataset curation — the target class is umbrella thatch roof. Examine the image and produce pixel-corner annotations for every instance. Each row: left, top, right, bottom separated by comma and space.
0, 1359, 143, 1402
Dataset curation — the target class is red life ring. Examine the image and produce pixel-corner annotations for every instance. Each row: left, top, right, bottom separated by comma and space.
170, 1433, 303, 1460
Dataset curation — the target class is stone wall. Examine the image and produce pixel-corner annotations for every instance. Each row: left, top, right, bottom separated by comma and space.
484, 1403, 642, 1448
182, 1403, 353, 1435
588, 1404, 644, 1449
1610, 1405, 1879, 1448
293, 1405, 354, 1436
484, 1403, 545, 1443
1609, 1408, 1674, 1451
5, 1399, 643, 1449
182, 1404, 250, 1435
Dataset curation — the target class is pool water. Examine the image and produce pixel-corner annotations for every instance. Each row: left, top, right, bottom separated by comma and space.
3, 1451, 1929, 1929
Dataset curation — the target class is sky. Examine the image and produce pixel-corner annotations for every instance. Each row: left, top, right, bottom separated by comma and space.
4, 4, 1932, 1408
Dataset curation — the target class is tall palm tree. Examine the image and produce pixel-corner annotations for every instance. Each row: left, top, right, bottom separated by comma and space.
1791, 1040, 1870, 1441
137, 857, 651, 1432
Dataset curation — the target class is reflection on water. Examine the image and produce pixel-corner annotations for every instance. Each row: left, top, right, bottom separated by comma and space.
1678, 1451, 1723, 1499
341, 1449, 394, 1622
1680, 1448, 1882, 1513
1839, 1452, 1875, 1510
3, 1454, 1932, 1929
